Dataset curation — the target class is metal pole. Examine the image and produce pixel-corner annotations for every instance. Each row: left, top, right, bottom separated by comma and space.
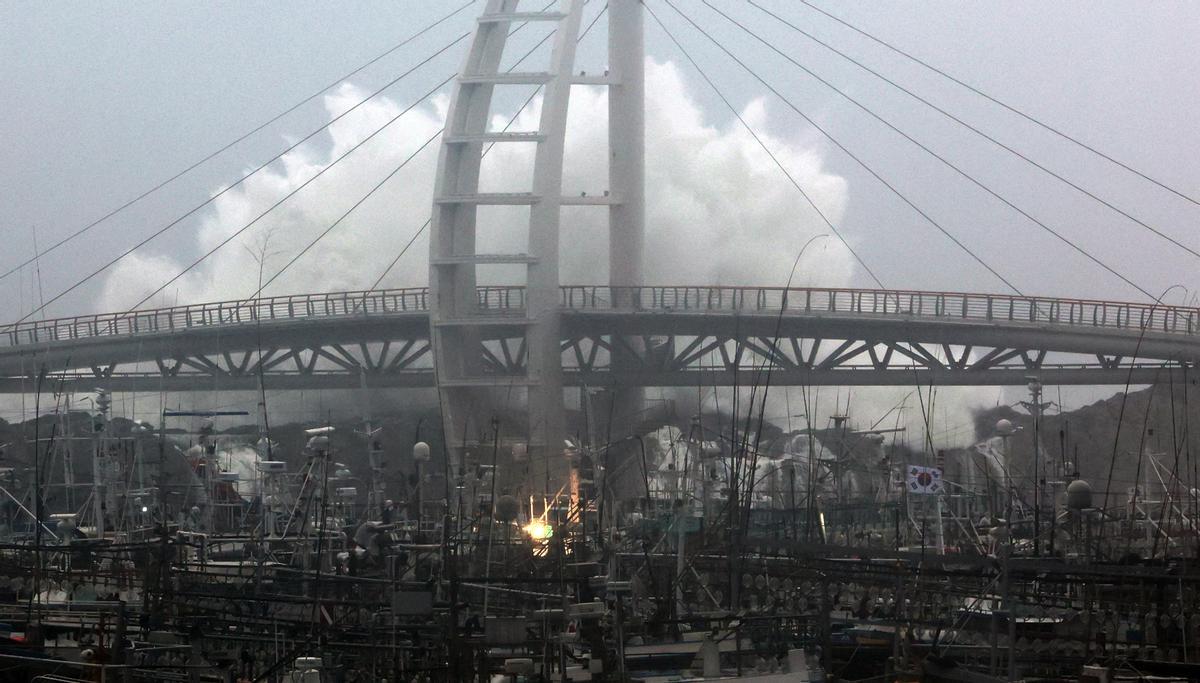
1023, 377, 1048, 557
1004, 549, 1016, 682
675, 432, 690, 620
1032, 383, 1041, 556
989, 590, 999, 675
415, 458, 422, 542
482, 421, 499, 620
935, 494, 945, 555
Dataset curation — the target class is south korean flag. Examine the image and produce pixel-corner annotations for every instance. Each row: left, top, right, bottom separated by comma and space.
906, 465, 943, 495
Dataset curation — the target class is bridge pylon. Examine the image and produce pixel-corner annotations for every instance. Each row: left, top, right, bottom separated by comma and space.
428, 0, 646, 486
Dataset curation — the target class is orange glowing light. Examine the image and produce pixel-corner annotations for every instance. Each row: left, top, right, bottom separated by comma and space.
524, 520, 553, 541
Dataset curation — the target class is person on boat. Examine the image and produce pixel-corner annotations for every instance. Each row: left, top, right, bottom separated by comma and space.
382, 499, 395, 524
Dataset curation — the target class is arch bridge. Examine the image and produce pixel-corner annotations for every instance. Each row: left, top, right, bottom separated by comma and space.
0, 284, 1196, 394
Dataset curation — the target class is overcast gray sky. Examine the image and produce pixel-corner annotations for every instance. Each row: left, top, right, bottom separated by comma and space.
2, 1, 1198, 433
2, 0, 1198, 317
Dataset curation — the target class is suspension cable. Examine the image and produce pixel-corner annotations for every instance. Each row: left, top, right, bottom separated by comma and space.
741, 0, 1200, 262
689, 1, 1158, 300
700, 1, 1154, 299
250, 130, 443, 299
14, 31, 473, 323
127, 0, 573, 311
124, 75, 456, 312
656, 0, 1022, 295
365, 2, 610, 292
0, 0, 479, 285
252, 0, 597, 298
24, 2, 574, 318
794, 0, 1200, 209
644, 4, 884, 289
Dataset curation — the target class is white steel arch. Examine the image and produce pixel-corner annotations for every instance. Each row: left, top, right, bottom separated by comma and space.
429, 0, 581, 481
429, 0, 646, 484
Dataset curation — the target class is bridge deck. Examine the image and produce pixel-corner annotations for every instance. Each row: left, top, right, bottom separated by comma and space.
4, 286, 1197, 346
0, 286, 1196, 391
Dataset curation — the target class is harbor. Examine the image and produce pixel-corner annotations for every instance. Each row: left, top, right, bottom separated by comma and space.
4, 0, 1200, 681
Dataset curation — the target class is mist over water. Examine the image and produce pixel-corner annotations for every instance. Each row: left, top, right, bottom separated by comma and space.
88, 58, 993, 449
98, 59, 854, 306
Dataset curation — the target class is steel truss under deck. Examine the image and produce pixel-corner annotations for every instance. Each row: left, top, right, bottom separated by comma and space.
2, 285, 1198, 392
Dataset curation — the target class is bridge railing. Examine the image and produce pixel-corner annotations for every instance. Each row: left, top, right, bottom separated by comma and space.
0, 289, 409, 347
562, 286, 1200, 335
0, 284, 535, 345
3, 285, 1197, 347
0, 286, 534, 347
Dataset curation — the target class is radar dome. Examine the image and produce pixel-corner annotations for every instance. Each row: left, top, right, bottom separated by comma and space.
1066, 480, 1093, 510
495, 495, 520, 523
995, 419, 1015, 436
412, 441, 431, 462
